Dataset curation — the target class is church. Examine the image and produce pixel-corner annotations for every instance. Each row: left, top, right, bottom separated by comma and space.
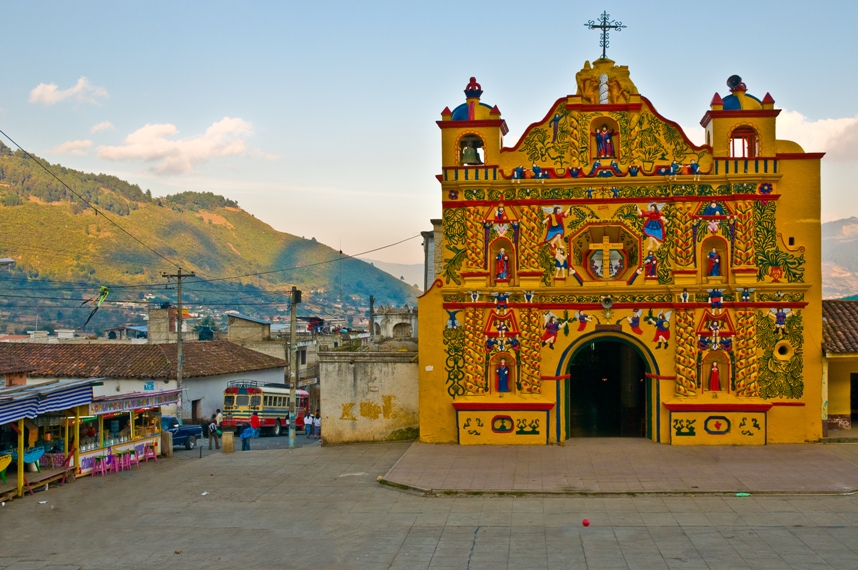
418, 56, 823, 445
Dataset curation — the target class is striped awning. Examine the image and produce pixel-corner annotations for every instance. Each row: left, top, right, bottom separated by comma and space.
0, 378, 100, 426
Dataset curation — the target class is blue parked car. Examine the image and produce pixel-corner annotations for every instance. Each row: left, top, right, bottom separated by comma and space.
161, 416, 203, 450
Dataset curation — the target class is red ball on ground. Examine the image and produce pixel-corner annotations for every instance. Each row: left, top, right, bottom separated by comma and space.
582, 519, 590, 527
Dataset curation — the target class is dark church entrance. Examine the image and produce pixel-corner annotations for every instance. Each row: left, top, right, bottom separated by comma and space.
566, 340, 647, 438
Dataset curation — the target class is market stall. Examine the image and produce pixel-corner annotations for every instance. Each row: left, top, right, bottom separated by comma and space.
0, 378, 98, 499
74, 390, 180, 475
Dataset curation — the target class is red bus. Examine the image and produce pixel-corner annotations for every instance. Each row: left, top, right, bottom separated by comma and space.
222, 381, 310, 436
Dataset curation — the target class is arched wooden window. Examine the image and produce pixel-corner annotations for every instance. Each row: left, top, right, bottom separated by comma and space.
393, 322, 412, 338
730, 127, 758, 158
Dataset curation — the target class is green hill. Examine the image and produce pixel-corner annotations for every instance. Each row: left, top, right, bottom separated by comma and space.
0, 142, 419, 332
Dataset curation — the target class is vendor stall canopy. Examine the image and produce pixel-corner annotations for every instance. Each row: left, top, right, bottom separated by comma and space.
0, 378, 104, 426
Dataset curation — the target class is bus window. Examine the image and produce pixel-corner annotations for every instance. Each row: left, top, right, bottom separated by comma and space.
224, 395, 235, 407
277, 397, 283, 407
236, 395, 249, 406
251, 395, 262, 407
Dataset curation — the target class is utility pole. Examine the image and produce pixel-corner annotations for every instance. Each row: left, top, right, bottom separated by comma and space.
288, 285, 301, 448
163, 268, 195, 424
368, 295, 375, 341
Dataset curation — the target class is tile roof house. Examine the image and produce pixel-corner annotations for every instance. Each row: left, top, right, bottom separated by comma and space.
821, 300, 858, 434
0, 341, 287, 421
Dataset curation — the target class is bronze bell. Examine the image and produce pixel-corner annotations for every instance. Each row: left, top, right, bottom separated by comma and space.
461, 143, 483, 165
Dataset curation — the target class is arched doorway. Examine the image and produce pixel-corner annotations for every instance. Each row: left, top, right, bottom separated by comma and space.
566, 339, 647, 437
392, 322, 413, 338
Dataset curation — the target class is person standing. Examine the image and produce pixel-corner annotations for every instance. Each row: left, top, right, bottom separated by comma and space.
313, 411, 321, 440
304, 411, 313, 438
215, 409, 223, 429
208, 414, 220, 450
250, 411, 260, 438
240, 423, 253, 451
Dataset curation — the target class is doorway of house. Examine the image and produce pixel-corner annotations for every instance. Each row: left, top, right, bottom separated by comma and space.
567, 340, 647, 437
851, 373, 858, 429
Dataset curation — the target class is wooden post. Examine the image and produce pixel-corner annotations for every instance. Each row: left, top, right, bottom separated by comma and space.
130, 411, 135, 440
74, 408, 80, 475
17, 418, 24, 497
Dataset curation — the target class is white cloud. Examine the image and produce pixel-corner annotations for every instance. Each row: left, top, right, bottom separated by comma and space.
48, 140, 92, 155
777, 110, 858, 160
28, 77, 108, 106
96, 117, 254, 175
90, 121, 114, 133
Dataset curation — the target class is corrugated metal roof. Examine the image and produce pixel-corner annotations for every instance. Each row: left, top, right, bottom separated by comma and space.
228, 313, 272, 325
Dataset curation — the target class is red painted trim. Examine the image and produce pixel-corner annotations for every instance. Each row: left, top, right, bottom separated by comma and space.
769, 401, 805, 406
700, 109, 781, 128
435, 174, 443, 183
417, 279, 444, 300
568, 103, 644, 112
664, 403, 772, 412
776, 152, 826, 160
460, 271, 489, 278
437, 119, 509, 136
518, 271, 544, 277
441, 301, 809, 310
452, 402, 556, 411
440, 194, 781, 209
645, 374, 677, 380
541, 375, 570, 380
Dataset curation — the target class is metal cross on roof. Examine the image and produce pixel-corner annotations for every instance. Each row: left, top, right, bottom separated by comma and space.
584, 11, 626, 59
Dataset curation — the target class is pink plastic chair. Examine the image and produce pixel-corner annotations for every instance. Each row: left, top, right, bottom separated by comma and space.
127, 450, 140, 469
109, 453, 122, 473
143, 443, 158, 463
93, 456, 108, 476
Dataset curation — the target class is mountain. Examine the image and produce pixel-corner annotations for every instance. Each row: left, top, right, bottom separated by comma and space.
823, 217, 858, 299
364, 259, 425, 290
0, 142, 419, 333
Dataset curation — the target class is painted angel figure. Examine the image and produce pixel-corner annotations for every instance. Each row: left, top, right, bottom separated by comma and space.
625, 309, 643, 335
639, 203, 667, 252
644, 310, 672, 350
445, 310, 461, 329
543, 205, 572, 246
553, 244, 568, 279
542, 313, 561, 349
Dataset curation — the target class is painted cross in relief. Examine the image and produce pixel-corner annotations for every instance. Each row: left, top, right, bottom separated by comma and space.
589, 236, 624, 279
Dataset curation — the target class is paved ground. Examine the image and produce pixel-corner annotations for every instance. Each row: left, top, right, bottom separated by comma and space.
2, 441, 858, 569
383, 440, 858, 495
175, 433, 321, 460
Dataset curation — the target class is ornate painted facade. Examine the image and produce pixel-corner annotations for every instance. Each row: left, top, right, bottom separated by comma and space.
418, 61, 823, 445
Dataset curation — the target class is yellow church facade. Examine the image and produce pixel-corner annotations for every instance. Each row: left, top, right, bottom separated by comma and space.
418, 59, 823, 445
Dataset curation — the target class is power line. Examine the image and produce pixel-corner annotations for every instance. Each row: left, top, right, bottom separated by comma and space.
0, 128, 182, 270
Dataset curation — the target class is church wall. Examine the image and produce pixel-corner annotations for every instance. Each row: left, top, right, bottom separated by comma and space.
420, 63, 823, 446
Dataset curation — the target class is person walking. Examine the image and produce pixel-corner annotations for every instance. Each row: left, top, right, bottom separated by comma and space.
313, 411, 321, 440
208, 414, 220, 450
240, 423, 253, 451
250, 411, 261, 438
304, 410, 313, 438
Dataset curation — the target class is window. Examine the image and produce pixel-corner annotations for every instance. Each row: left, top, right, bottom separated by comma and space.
730, 127, 758, 158
236, 395, 249, 407
224, 395, 235, 407
299, 350, 307, 366
393, 322, 413, 338
250, 396, 261, 407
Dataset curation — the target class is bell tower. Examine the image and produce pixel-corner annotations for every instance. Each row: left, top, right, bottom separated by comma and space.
437, 77, 508, 172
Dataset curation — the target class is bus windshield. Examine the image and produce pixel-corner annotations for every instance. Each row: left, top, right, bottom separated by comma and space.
224, 395, 235, 406
236, 395, 249, 406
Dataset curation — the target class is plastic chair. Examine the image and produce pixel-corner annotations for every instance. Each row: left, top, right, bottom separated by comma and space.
109, 453, 122, 473
128, 450, 140, 469
93, 456, 108, 476
143, 443, 158, 463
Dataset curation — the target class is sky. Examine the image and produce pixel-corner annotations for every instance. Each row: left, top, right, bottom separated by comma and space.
1, 1, 856, 265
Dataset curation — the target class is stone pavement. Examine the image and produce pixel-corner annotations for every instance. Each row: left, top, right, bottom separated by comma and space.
1, 441, 858, 569
382, 440, 858, 495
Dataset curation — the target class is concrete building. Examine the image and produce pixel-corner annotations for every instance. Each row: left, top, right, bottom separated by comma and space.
318, 341, 419, 444
822, 300, 858, 435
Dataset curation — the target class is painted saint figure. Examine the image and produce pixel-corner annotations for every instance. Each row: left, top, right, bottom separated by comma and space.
543, 206, 570, 245
577, 311, 593, 332
495, 248, 510, 281
594, 124, 616, 157
708, 289, 724, 313
644, 251, 658, 277
550, 112, 567, 142
496, 358, 511, 393
626, 309, 643, 335
494, 205, 509, 222
542, 315, 560, 349
771, 308, 790, 337
639, 204, 666, 252
707, 248, 721, 277
708, 362, 721, 392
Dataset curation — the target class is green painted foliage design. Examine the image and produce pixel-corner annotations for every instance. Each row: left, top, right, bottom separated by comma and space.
756, 310, 804, 399
442, 208, 467, 285
443, 327, 466, 399
752, 201, 805, 282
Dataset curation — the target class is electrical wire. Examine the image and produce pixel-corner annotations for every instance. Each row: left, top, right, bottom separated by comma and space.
0, 128, 183, 270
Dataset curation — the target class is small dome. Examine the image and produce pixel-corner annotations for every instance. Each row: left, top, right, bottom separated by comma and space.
722, 92, 762, 111
451, 102, 493, 121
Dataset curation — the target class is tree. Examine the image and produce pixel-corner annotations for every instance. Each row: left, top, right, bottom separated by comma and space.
194, 315, 222, 332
